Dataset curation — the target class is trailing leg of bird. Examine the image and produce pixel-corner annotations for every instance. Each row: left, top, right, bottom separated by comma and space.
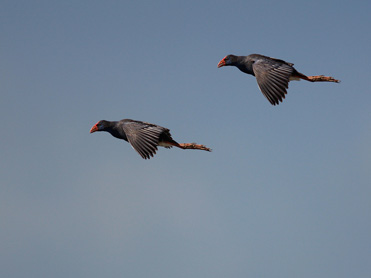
178, 143, 212, 152
306, 75, 340, 83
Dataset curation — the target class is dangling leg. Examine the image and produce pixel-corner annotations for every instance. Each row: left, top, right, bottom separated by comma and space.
292, 70, 340, 83
306, 75, 340, 82
159, 140, 212, 152
177, 143, 212, 152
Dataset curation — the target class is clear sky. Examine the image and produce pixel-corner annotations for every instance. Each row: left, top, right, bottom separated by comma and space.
1, 1, 370, 277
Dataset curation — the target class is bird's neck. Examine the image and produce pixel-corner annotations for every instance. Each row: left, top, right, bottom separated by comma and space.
108, 129, 123, 140
103, 121, 125, 140
236, 65, 253, 75
235, 56, 254, 75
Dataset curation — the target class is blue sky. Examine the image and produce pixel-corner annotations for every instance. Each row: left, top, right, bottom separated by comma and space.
1, 1, 370, 277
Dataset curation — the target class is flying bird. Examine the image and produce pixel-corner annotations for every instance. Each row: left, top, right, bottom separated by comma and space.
90, 119, 211, 159
217, 54, 340, 105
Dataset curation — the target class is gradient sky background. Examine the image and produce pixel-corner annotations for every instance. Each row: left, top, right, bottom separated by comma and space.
1, 1, 370, 277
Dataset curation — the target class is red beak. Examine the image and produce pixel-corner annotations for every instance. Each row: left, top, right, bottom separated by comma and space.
90, 123, 99, 133
217, 56, 227, 68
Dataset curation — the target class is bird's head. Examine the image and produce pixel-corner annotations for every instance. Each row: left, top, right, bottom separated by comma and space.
217, 55, 237, 68
90, 120, 109, 133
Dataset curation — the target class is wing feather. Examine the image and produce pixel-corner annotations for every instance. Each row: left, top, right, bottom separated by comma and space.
121, 120, 168, 159
252, 60, 293, 105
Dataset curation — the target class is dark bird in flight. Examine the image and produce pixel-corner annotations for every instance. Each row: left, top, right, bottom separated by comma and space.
217, 54, 340, 105
90, 119, 211, 159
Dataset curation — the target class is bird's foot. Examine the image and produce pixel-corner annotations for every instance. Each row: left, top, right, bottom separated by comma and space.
179, 143, 212, 152
307, 75, 340, 83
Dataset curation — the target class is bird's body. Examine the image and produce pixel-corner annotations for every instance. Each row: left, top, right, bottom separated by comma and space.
218, 54, 340, 105
90, 119, 211, 159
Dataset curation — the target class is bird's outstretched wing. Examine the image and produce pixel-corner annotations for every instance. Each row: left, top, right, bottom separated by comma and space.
121, 120, 168, 159
252, 59, 293, 105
